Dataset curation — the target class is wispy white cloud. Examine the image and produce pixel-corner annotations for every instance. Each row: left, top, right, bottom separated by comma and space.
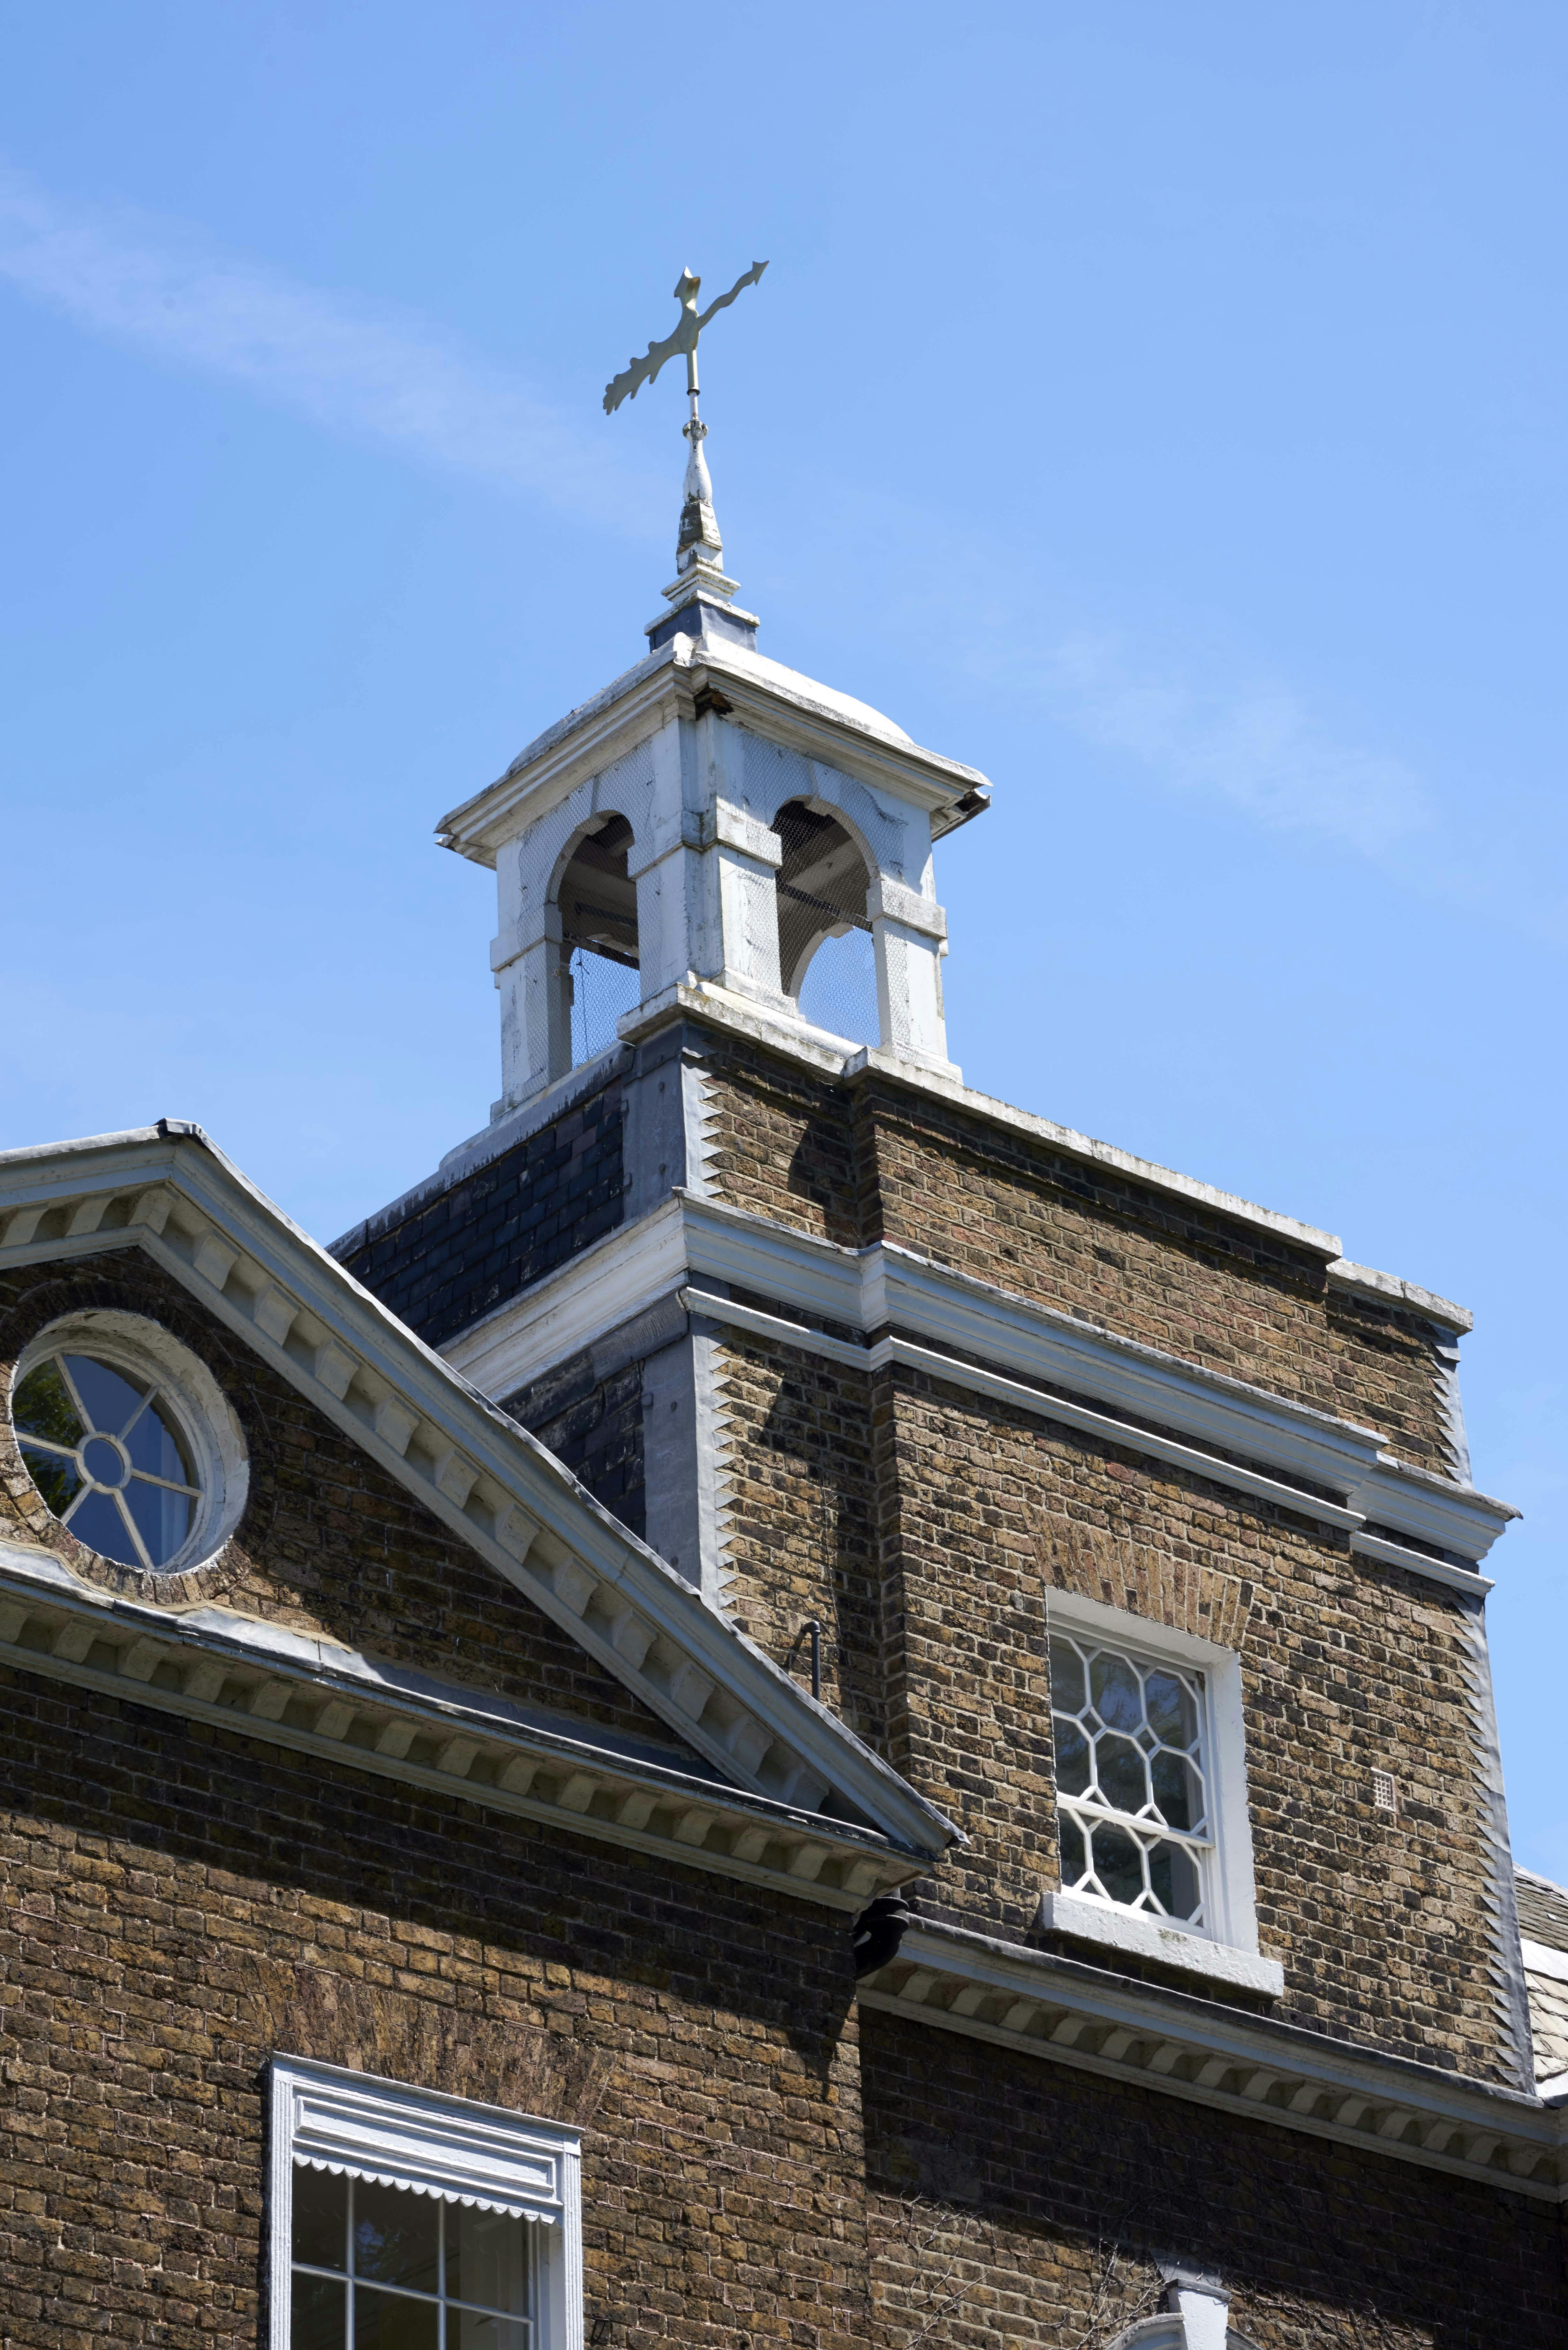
1023, 628, 1431, 858
0, 164, 655, 530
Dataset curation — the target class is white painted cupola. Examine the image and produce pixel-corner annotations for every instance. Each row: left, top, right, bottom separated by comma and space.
435, 380, 991, 1122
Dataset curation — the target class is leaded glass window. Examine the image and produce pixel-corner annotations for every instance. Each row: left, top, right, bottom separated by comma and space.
12, 1350, 200, 1571
1049, 1631, 1211, 1928
290, 2169, 537, 2348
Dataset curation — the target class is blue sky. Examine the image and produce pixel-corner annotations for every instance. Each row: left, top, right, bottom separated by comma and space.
2, 4, 1564, 1872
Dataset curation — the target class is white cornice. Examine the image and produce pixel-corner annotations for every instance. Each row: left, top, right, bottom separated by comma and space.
0, 1125, 954, 1860
859, 1922, 1566, 2201
0, 1538, 917, 1911
433, 636, 990, 867
440, 1191, 1514, 1585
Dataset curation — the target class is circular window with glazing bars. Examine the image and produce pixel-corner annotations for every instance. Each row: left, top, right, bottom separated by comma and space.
9, 1311, 249, 1575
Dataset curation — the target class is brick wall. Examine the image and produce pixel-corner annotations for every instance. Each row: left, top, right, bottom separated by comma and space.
0, 1667, 867, 2350
711, 1326, 1517, 2085
862, 2007, 1566, 2349
337, 1076, 626, 1351
0, 1251, 689, 1760
0, 1667, 1555, 2349
697, 1039, 1460, 1475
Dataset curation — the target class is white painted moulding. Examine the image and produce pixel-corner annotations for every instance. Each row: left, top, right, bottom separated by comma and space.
0, 1539, 924, 1911
0, 1124, 956, 1860
440, 1188, 1512, 1584
1038, 1892, 1285, 1999
857, 1922, 1568, 2201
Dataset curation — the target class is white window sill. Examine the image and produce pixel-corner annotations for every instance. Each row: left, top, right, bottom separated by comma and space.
1038, 1890, 1284, 1998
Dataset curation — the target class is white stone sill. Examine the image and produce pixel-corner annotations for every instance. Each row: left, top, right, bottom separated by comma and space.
1039, 1891, 1285, 1998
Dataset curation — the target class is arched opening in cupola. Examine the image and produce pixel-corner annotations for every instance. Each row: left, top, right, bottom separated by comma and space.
555, 811, 641, 1067
773, 799, 879, 1046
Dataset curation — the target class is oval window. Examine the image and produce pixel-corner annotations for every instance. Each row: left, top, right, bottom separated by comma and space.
10, 1312, 248, 1575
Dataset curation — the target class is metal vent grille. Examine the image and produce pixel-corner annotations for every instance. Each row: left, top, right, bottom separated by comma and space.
1371, 1770, 1398, 1813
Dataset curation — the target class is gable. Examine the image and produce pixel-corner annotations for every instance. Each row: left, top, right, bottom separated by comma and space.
0, 1121, 956, 1865
0, 1247, 698, 1766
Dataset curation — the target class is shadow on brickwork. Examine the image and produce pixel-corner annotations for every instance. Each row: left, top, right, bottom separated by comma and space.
858, 2009, 1561, 2349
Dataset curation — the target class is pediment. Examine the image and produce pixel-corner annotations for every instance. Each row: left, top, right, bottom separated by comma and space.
0, 1120, 956, 1871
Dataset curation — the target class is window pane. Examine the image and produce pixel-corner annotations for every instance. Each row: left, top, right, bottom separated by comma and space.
125, 1396, 194, 1485
64, 1487, 141, 1567
292, 2270, 347, 2349
20, 1442, 81, 1517
1058, 1807, 1088, 1888
1089, 1651, 1141, 1734
1144, 1669, 1198, 1751
124, 1475, 192, 1568
1148, 1838, 1202, 1922
353, 2180, 440, 2293
446, 2205, 532, 2316
449, 2314, 533, 2350
294, 2167, 348, 2271
1095, 1732, 1147, 1816
1089, 1821, 1145, 1907
1151, 1750, 1199, 1831
14, 1361, 84, 1447
353, 2284, 438, 2350
63, 1354, 147, 1437
1047, 1637, 1084, 1714
1052, 1720, 1091, 1797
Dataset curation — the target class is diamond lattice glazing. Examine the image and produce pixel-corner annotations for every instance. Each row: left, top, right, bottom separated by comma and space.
1049, 1633, 1210, 1926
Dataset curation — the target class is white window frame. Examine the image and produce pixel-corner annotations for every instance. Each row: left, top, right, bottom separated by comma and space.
1039, 1588, 1281, 1998
268, 2055, 583, 2350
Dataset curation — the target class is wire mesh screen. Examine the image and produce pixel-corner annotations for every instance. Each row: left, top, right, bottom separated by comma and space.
774, 799, 879, 1047
796, 930, 878, 1045
569, 945, 641, 1065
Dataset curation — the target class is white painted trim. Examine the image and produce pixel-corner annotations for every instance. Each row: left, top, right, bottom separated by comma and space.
870, 1334, 1367, 1531
1523, 1937, 1568, 1987
679, 1286, 866, 1367
1039, 1584, 1267, 1974
1351, 1529, 1492, 1597
438, 1192, 1512, 1578
1038, 1894, 1283, 1997
859, 1920, 1568, 2200
268, 2057, 582, 2350
0, 1538, 922, 1912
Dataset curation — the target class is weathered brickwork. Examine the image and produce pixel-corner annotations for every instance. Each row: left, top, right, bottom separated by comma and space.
862, 2008, 1566, 2348
697, 1038, 860, 1247
698, 1040, 1460, 1474
500, 1349, 645, 1542
0, 1251, 690, 1758
337, 1075, 625, 1349
706, 1328, 883, 1751
712, 1330, 1516, 2083
0, 1667, 868, 2350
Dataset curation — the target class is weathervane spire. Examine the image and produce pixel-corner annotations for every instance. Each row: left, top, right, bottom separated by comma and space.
604, 262, 768, 652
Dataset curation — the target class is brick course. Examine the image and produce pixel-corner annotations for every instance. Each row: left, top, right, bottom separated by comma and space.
696, 1038, 1460, 1474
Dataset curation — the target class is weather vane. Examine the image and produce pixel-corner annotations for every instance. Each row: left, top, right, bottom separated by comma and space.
602, 261, 768, 420
603, 263, 769, 622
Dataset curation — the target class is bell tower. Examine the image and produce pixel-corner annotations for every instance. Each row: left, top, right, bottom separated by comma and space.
434, 263, 989, 1122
